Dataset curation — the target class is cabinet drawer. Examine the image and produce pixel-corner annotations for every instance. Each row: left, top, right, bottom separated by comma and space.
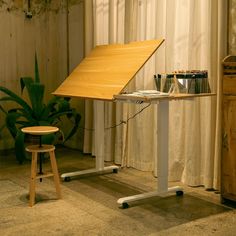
223, 76, 236, 94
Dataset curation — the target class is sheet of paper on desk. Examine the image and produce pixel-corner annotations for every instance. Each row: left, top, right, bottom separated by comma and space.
114, 90, 170, 102
132, 90, 170, 97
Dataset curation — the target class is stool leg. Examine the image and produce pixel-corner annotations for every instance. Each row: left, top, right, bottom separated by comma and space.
29, 152, 37, 207
49, 151, 62, 199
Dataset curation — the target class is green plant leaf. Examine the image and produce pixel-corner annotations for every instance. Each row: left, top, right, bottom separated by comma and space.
0, 86, 33, 115
20, 76, 45, 118
47, 108, 81, 141
15, 130, 27, 164
0, 124, 5, 138
0, 104, 7, 114
35, 53, 40, 83
0, 54, 81, 164
48, 109, 74, 121
40, 97, 60, 119
42, 134, 56, 144
16, 108, 36, 123
57, 99, 70, 112
5, 112, 22, 138
20, 77, 34, 94
64, 111, 81, 142
27, 83, 45, 119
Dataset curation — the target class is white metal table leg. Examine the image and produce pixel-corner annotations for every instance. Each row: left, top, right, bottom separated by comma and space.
117, 100, 183, 207
95, 100, 105, 170
61, 101, 118, 180
157, 100, 169, 192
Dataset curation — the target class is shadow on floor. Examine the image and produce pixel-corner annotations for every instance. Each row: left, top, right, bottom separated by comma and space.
61, 173, 232, 231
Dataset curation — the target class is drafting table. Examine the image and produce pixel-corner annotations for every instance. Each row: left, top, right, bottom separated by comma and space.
53, 39, 164, 182
114, 93, 215, 208
53, 39, 214, 208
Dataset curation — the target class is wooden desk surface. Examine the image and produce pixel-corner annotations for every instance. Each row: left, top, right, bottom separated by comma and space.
114, 93, 216, 102
53, 40, 164, 101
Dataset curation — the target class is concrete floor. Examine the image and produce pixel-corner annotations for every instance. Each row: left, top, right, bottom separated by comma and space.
0, 146, 236, 236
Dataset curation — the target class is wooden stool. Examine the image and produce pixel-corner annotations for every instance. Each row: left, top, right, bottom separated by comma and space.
21, 126, 62, 207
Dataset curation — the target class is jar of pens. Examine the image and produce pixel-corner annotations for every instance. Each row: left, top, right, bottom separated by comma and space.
154, 70, 211, 94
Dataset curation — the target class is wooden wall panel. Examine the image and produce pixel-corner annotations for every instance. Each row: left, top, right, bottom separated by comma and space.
0, 0, 84, 150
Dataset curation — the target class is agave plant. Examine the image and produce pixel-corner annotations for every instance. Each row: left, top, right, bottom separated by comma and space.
0, 55, 81, 164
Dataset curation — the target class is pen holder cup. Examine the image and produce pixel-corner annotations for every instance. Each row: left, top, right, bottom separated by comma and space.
154, 72, 211, 94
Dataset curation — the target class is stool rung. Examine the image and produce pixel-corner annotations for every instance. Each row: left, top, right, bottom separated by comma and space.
36, 172, 54, 179
26, 144, 55, 153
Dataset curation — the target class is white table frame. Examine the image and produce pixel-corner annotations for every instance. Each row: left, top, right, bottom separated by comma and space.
117, 99, 183, 208
115, 93, 215, 207
61, 98, 183, 207
61, 100, 119, 181
61, 94, 214, 207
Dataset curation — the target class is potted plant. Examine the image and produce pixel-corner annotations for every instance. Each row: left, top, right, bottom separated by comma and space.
0, 55, 81, 164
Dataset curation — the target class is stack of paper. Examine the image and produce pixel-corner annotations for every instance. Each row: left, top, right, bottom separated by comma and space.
131, 90, 170, 97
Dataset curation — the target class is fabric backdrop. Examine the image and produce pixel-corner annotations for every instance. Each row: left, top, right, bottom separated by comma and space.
83, 0, 228, 190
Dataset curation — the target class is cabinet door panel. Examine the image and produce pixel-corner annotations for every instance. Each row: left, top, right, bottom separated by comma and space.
222, 98, 236, 200
223, 76, 236, 94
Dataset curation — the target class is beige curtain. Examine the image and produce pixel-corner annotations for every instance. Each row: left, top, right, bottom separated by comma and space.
83, 0, 228, 189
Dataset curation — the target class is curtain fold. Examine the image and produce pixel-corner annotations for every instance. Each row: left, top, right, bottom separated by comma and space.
83, 0, 228, 190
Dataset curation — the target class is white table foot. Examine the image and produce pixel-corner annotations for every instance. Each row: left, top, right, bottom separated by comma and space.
61, 165, 119, 181
117, 186, 183, 208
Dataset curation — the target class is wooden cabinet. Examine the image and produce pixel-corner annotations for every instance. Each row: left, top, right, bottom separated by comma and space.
222, 55, 236, 202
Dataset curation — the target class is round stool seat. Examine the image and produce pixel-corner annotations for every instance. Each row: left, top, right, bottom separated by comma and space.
26, 144, 55, 153
21, 126, 59, 135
